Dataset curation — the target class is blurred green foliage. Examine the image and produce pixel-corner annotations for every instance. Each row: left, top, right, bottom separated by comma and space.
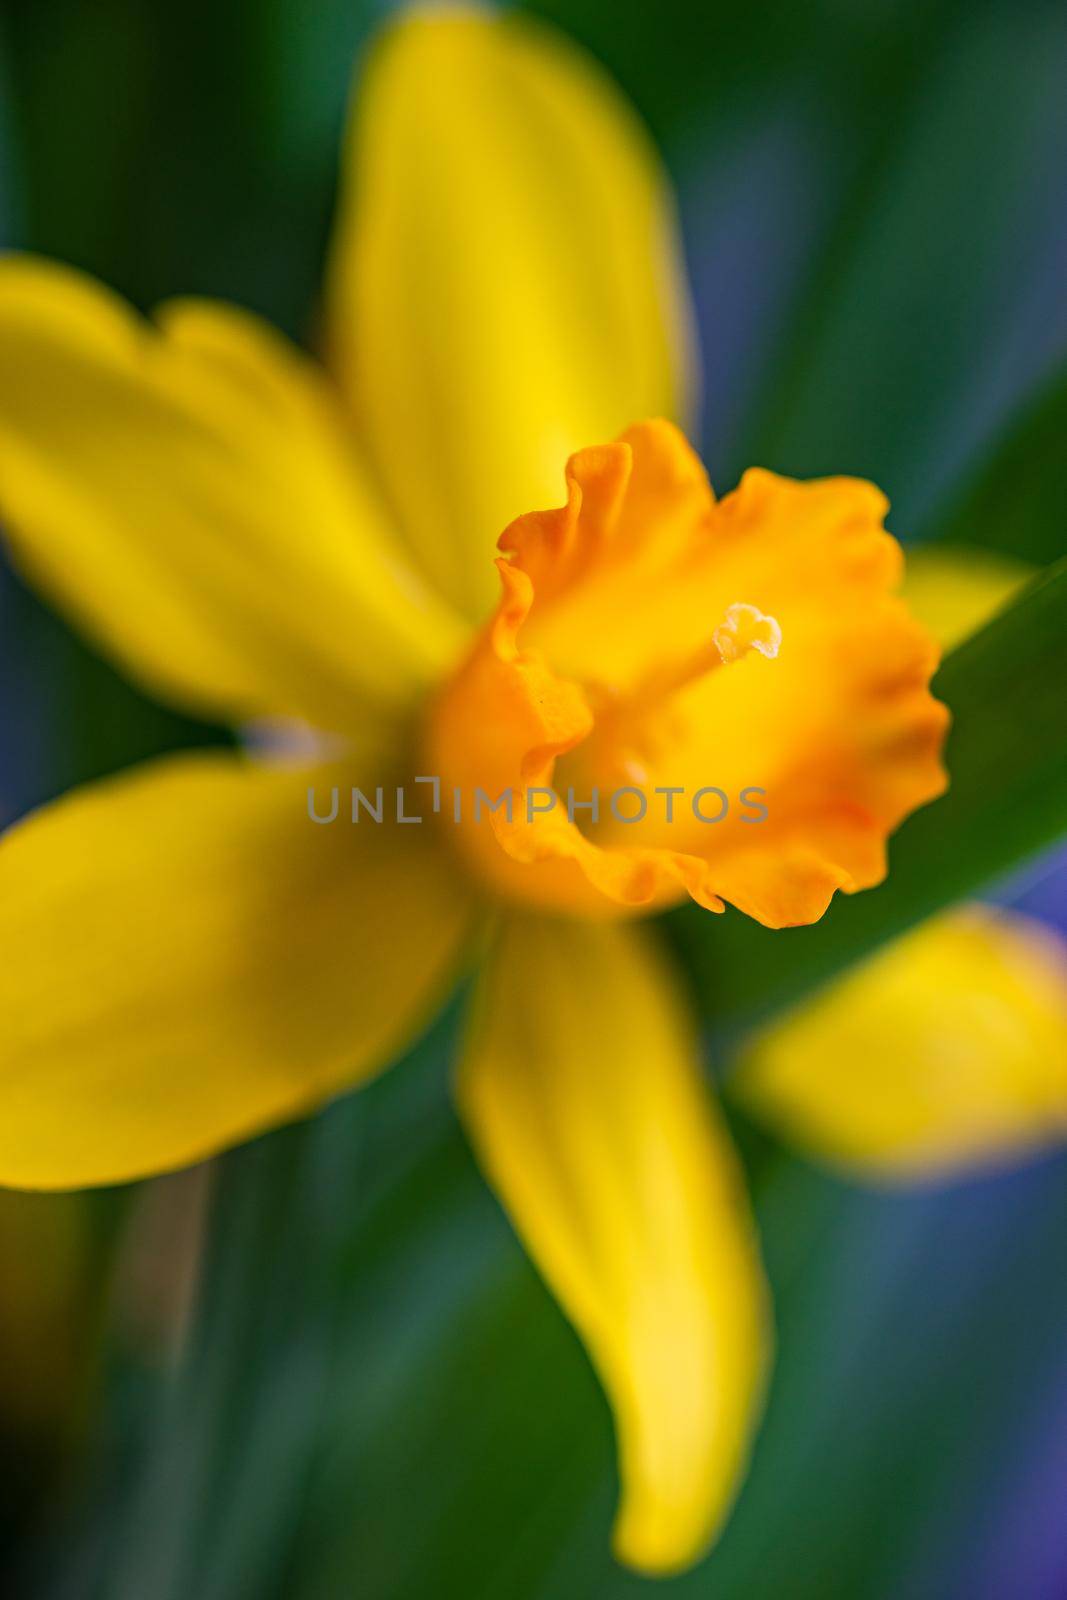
930, 365, 1067, 564
1, 0, 1066, 1597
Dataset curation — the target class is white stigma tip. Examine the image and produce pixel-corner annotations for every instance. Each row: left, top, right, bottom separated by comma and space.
713, 602, 782, 664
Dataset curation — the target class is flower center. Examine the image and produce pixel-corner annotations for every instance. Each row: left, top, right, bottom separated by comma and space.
422, 419, 948, 928
560, 602, 782, 795
615, 600, 781, 711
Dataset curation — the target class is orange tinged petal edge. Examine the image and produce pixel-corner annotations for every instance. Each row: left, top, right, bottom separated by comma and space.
424, 419, 949, 927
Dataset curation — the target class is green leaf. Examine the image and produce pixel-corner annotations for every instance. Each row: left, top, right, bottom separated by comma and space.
738, 4, 1067, 532
922, 362, 1067, 564
669, 558, 1067, 1035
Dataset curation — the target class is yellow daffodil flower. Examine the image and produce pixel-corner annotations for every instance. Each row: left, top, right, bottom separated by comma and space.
0, 8, 960, 1575
737, 901, 1067, 1178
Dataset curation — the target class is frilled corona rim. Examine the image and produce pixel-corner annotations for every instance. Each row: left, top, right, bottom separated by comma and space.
426, 419, 949, 927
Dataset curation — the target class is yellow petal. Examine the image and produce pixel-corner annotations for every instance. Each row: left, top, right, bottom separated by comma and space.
456, 914, 770, 1574
902, 544, 1033, 650
734, 906, 1067, 1179
0, 751, 475, 1189
0, 256, 464, 731
326, 8, 695, 618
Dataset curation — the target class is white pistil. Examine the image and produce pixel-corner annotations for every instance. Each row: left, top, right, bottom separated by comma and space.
712, 602, 782, 664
